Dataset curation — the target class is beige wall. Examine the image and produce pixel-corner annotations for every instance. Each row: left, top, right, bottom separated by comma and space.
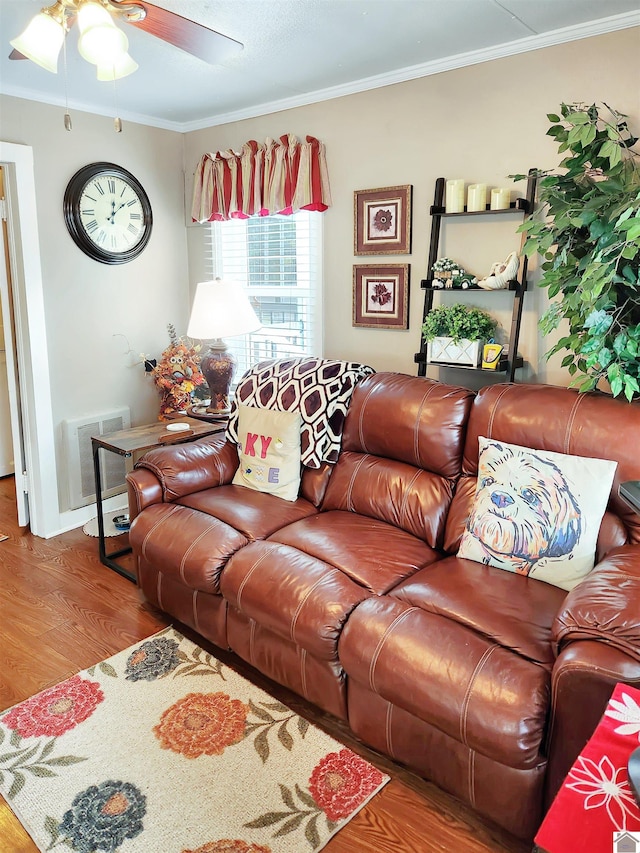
0, 96, 187, 513
184, 28, 640, 389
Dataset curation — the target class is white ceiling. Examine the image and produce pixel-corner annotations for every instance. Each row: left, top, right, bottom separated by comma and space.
1, 0, 639, 132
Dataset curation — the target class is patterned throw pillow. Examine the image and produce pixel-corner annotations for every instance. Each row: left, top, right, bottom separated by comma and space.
227, 358, 375, 469
232, 405, 302, 502
458, 437, 617, 590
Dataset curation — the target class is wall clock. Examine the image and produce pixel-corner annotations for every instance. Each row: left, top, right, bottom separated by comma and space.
63, 162, 152, 265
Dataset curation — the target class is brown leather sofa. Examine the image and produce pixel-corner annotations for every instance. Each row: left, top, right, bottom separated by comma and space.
126, 372, 640, 840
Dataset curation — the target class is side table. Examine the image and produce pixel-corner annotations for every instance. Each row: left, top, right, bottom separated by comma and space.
91, 417, 225, 582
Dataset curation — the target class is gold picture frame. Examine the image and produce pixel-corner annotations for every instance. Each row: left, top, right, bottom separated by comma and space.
353, 264, 410, 329
354, 185, 412, 255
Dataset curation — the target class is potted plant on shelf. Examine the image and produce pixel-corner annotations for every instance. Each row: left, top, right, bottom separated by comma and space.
422, 303, 497, 367
515, 102, 640, 400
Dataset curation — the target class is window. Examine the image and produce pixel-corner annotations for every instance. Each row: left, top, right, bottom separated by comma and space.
204, 211, 323, 381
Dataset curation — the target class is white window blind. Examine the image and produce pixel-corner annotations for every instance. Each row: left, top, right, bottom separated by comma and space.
204, 211, 323, 382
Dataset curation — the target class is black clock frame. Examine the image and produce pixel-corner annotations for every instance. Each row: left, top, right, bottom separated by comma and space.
63, 162, 153, 265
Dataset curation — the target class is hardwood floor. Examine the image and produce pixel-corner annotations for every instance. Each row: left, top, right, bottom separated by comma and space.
0, 475, 531, 853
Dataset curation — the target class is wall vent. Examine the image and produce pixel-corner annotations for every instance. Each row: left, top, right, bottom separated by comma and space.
63, 407, 131, 510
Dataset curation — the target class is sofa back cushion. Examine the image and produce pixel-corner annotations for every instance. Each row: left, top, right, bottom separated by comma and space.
445, 383, 640, 557
322, 373, 475, 547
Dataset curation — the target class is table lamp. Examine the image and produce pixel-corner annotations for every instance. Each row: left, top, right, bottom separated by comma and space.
187, 278, 261, 414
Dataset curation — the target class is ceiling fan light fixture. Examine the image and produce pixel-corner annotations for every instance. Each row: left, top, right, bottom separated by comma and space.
9, 7, 66, 74
77, 2, 128, 67
96, 51, 138, 80
76, 1, 115, 32
78, 23, 128, 66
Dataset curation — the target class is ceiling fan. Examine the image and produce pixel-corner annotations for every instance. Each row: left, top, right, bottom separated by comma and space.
9, 0, 243, 79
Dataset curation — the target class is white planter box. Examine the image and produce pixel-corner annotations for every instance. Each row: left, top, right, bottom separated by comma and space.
427, 337, 482, 367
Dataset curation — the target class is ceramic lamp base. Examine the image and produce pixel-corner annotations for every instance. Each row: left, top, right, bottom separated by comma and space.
200, 341, 236, 414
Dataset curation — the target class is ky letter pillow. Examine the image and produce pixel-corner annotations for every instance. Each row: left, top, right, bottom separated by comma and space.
232, 405, 302, 502
458, 437, 617, 590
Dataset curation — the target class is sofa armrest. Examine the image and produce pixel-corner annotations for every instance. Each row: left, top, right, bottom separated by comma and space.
127, 468, 163, 518
546, 641, 640, 808
133, 434, 239, 502
552, 545, 640, 664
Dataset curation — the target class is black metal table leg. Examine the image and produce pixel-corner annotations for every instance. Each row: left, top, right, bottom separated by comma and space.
91, 439, 135, 583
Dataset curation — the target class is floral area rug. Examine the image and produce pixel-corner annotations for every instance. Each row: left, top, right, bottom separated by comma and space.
0, 628, 389, 853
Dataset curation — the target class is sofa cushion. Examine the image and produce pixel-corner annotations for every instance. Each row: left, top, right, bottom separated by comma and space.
458, 437, 617, 590
176, 485, 318, 541
339, 596, 550, 771
232, 405, 302, 501
220, 541, 372, 661
340, 372, 474, 480
129, 503, 249, 594
389, 556, 566, 666
268, 510, 441, 594
320, 452, 454, 548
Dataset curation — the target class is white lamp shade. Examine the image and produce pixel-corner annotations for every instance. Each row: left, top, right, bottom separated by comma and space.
187, 280, 261, 340
77, 3, 128, 66
96, 52, 138, 80
10, 12, 65, 74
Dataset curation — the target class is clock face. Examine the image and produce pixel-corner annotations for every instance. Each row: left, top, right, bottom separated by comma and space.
64, 163, 152, 264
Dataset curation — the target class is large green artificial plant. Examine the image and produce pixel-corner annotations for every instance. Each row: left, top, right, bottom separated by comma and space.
516, 103, 640, 400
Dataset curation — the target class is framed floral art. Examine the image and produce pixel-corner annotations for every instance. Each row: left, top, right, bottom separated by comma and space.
353, 264, 410, 329
354, 185, 412, 255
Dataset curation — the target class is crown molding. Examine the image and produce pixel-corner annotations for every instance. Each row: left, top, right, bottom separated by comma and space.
0, 85, 184, 132
1, 11, 638, 134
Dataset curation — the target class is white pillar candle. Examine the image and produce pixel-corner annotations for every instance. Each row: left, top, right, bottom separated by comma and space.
467, 183, 487, 212
445, 179, 465, 213
490, 187, 511, 210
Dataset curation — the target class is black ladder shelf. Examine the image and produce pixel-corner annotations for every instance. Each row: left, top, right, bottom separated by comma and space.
414, 170, 537, 382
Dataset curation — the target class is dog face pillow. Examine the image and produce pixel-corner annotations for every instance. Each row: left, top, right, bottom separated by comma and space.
458, 437, 617, 590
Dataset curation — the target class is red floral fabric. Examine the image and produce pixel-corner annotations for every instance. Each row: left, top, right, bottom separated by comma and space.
2, 675, 103, 738
535, 683, 640, 853
308, 748, 385, 822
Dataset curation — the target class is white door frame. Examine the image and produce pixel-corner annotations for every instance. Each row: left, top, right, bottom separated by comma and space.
0, 141, 59, 537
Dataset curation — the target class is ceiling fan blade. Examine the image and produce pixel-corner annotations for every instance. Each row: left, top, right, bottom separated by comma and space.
113, 2, 243, 65
9, 49, 27, 60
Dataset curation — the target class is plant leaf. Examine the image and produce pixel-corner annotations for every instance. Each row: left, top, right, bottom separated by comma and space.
8, 770, 25, 799
244, 811, 292, 829
278, 721, 294, 751
305, 814, 321, 849
273, 813, 306, 837
279, 783, 297, 811
253, 729, 270, 764
248, 700, 274, 722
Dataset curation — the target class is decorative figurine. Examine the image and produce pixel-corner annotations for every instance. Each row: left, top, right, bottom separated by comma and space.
432, 257, 478, 289
477, 251, 520, 290
151, 325, 206, 420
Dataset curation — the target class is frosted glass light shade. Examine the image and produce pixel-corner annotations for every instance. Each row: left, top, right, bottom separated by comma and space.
187, 280, 261, 340
10, 12, 65, 74
96, 52, 138, 80
77, 3, 128, 66
77, 2, 112, 29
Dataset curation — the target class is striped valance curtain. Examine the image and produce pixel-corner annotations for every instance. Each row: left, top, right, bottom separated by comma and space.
191, 134, 331, 222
